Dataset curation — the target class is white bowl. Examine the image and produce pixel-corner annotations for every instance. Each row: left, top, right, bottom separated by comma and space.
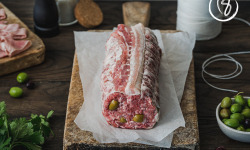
216, 97, 250, 143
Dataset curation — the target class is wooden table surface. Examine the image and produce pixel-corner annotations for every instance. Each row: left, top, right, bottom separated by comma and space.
0, 0, 249, 150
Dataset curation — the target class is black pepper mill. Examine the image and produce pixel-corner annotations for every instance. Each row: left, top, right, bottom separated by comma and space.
34, 0, 59, 37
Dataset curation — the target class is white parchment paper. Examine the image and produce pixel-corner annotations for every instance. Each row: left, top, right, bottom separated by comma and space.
74, 30, 196, 148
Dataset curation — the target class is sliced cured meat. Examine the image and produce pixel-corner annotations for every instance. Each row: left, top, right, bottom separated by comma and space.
0, 20, 7, 24
0, 23, 27, 39
0, 50, 8, 58
13, 28, 27, 39
101, 23, 162, 129
0, 8, 6, 20
0, 35, 32, 58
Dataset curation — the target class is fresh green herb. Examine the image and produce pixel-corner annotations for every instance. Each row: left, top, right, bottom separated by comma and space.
0, 101, 53, 150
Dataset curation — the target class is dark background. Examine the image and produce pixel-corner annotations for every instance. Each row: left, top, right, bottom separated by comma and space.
0, 0, 250, 149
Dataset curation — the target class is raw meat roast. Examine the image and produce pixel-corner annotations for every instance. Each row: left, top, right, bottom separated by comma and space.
101, 23, 162, 129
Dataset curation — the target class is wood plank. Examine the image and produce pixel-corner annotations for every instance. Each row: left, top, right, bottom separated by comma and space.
122, 2, 150, 27
0, 2, 45, 76
63, 30, 199, 150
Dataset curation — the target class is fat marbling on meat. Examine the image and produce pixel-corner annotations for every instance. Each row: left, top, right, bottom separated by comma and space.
101, 23, 162, 129
0, 8, 6, 20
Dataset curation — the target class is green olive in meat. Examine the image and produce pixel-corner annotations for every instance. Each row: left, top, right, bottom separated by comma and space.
133, 114, 144, 122
109, 100, 119, 110
120, 117, 127, 123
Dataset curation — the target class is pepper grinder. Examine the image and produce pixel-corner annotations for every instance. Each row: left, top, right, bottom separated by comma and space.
34, 0, 59, 37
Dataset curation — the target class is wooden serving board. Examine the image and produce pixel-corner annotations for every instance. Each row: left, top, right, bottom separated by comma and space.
0, 3, 45, 76
63, 30, 199, 150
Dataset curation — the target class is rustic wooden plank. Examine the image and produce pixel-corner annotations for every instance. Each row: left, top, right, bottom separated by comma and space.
122, 2, 150, 27
63, 30, 199, 150
0, 2, 45, 76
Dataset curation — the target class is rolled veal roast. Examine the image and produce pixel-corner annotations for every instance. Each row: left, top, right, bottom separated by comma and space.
101, 23, 162, 129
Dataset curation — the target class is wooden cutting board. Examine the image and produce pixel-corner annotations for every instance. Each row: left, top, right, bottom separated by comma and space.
63, 30, 199, 150
0, 3, 45, 76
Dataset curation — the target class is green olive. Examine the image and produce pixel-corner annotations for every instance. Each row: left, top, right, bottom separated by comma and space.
236, 125, 245, 131
248, 99, 250, 107
224, 119, 240, 129
230, 104, 242, 113
220, 109, 231, 119
246, 128, 250, 132
241, 108, 250, 118
133, 114, 144, 122
244, 105, 250, 109
17, 72, 29, 83
222, 119, 228, 123
9, 87, 23, 98
109, 100, 119, 110
235, 94, 246, 106
120, 117, 127, 123
230, 113, 244, 123
221, 97, 232, 108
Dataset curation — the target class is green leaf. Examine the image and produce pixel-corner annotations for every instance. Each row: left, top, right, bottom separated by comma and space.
13, 142, 42, 150
0, 101, 6, 116
41, 124, 52, 138
0, 102, 54, 150
30, 116, 41, 132
31, 114, 38, 119
23, 131, 44, 145
0, 137, 11, 149
10, 118, 34, 140
46, 110, 54, 119
39, 115, 45, 119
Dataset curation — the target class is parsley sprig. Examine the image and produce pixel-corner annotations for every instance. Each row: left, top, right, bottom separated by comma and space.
0, 101, 53, 150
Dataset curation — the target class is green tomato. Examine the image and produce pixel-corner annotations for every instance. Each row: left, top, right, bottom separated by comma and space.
17, 72, 29, 83
235, 94, 246, 106
9, 87, 23, 98
221, 97, 232, 108
237, 125, 245, 131
230, 113, 244, 123
224, 119, 240, 129
230, 104, 242, 113
241, 109, 250, 119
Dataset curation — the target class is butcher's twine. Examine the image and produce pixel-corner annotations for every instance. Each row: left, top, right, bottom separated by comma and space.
177, 0, 222, 41
201, 21, 250, 93
176, 0, 250, 92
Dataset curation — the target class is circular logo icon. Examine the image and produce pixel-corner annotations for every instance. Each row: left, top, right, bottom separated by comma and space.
209, 0, 239, 22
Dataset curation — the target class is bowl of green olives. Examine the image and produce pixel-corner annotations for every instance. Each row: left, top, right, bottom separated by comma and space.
216, 93, 250, 143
